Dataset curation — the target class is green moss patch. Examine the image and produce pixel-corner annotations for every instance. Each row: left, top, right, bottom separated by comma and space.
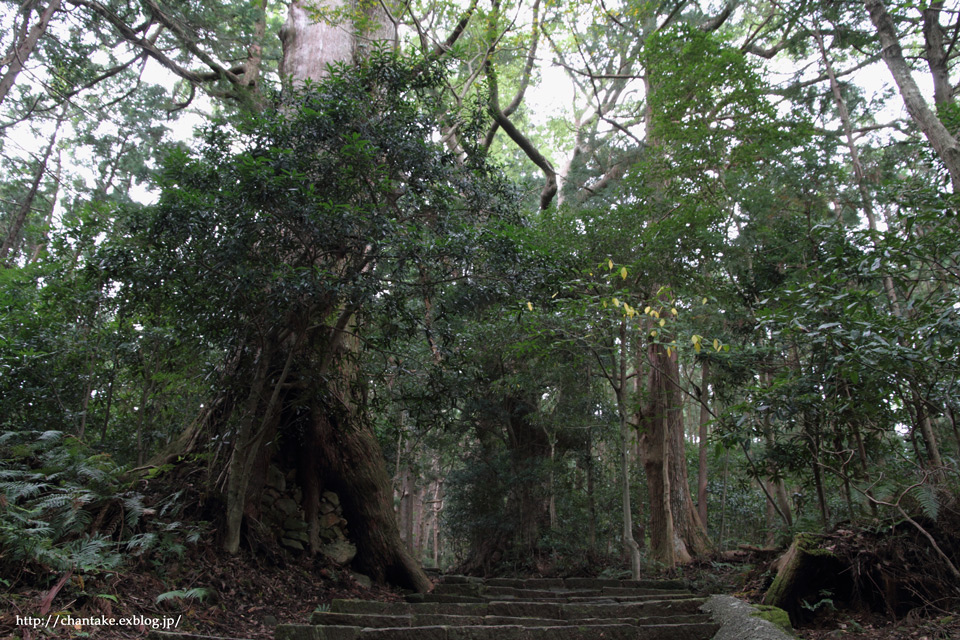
752, 604, 793, 634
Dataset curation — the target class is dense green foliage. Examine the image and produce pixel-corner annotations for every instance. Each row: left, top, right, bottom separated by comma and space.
1, 0, 959, 610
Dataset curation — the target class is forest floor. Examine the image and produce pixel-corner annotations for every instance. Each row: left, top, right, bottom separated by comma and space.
4, 541, 959, 639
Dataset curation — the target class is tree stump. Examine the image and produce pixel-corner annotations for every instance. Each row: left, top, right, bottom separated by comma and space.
763, 533, 846, 624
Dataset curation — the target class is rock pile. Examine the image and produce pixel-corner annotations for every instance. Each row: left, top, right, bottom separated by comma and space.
259, 465, 355, 564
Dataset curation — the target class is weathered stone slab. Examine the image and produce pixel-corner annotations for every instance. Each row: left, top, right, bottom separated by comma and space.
331, 600, 490, 617
599, 587, 689, 597
361, 626, 449, 640
430, 584, 483, 597
481, 616, 564, 627
446, 624, 527, 640
411, 594, 487, 604
485, 578, 564, 589
558, 598, 708, 620
310, 612, 412, 627
412, 615, 486, 627
486, 601, 562, 619
274, 624, 360, 640
438, 575, 483, 584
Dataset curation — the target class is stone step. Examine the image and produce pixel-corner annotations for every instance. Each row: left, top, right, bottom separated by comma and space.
430, 583, 691, 600
312, 611, 713, 628
427, 586, 692, 602
278, 577, 719, 640
278, 622, 719, 640
330, 597, 709, 619
438, 576, 687, 591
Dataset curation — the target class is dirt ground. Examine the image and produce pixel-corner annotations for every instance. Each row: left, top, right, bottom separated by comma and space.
1, 548, 404, 639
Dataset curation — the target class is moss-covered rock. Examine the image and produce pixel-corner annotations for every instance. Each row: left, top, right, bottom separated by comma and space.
752, 604, 793, 634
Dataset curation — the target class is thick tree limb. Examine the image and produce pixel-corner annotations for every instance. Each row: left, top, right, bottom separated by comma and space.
483, 0, 541, 148
487, 60, 556, 210
922, 1, 952, 106
865, 0, 960, 189
0, 0, 63, 108
427, 0, 479, 60
142, 0, 242, 85
700, 1, 735, 33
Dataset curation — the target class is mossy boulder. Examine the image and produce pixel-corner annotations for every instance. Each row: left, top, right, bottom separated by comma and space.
752, 604, 793, 634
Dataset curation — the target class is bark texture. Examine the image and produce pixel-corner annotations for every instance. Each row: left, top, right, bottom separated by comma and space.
280, 0, 396, 84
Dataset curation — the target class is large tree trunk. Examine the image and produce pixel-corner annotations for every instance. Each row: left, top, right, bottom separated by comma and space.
311, 396, 430, 591
201, 0, 430, 591
280, 0, 396, 85
639, 342, 711, 566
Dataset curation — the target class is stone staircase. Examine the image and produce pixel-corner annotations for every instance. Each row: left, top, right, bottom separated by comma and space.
275, 575, 721, 640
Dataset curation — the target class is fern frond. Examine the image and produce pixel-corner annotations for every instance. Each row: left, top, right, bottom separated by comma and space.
126, 532, 157, 554
0, 481, 48, 501
909, 484, 940, 521
156, 587, 213, 605
33, 493, 71, 511
122, 494, 145, 528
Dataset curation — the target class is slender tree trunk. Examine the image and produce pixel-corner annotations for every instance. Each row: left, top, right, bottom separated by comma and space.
807, 426, 830, 530
1, 111, 62, 263
947, 406, 960, 457
915, 396, 944, 468
697, 360, 710, 527
719, 448, 729, 550
586, 431, 597, 551
617, 320, 642, 578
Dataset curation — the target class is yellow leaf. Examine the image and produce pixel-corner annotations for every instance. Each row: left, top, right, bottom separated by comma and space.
659, 318, 666, 327
612, 298, 620, 307
644, 306, 651, 314
666, 346, 672, 357
671, 307, 678, 316
651, 310, 660, 319
620, 266, 628, 280
694, 343, 701, 353
702, 297, 708, 305
691, 334, 701, 344
608, 259, 614, 269
552, 292, 558, 298
602, 300, 607, 308
526, 302, 533, 311
713, 338, 721, 351
626, 306, 635, 318
650, 329, 658, 337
